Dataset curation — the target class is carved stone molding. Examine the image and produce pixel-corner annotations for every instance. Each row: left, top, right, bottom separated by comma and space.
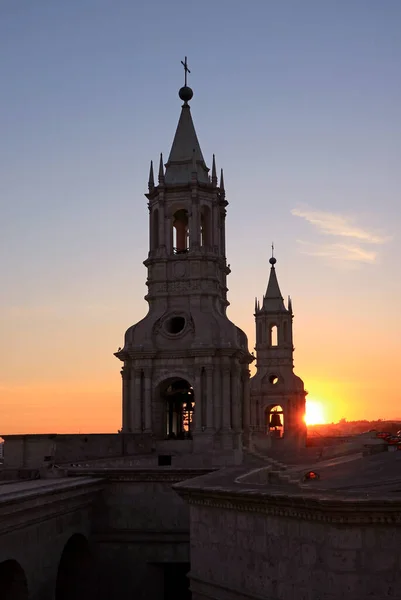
175, 487, 401, 525
67, 468, 213, 484
121, 369, 130, 380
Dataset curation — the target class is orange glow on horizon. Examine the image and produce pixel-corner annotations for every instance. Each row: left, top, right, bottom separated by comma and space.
305, 399, 326, 425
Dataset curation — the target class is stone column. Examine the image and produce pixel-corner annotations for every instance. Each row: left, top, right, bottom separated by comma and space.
220, 210, 227, 257
256, 397, 261, 431
121, 368, 130, 432
212, 203, 219, 250
242, 369, 250, 431
231, 366, 241, 432
143, 368, 152, 432
213, 367, 221, 431
221, 367, 231, 430
165, 214, 173, 254
131, 369, 142, 433
249, 392, 256, 430
158, 201, 165, 248
190, 199, 200, 249
148, 206, 153, 253
205, 366, 214, 430
194, 368, 202, 432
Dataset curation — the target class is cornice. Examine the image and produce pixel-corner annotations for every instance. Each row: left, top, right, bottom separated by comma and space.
92, 529, 189, 544
0, 478, 103, 535
66, 468, 215, 484
174, 485, 401, 525
116, 348, 253, 361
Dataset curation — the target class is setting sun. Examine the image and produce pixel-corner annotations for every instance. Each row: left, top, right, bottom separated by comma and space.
305, 400, 326, 426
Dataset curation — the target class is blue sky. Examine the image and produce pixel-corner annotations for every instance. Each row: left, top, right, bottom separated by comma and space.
1, 0, 400, 432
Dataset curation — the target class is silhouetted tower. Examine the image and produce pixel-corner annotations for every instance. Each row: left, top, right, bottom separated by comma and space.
250, 250, 306, 450
115, 60, 253, 465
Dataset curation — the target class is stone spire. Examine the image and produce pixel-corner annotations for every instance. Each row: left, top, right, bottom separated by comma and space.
158, 153, 165, 184
211, 154, 217, 186
263, 253, 287, 312
164, 85, 209, 185
148, 160, 154, 191
220, 168, 225, 192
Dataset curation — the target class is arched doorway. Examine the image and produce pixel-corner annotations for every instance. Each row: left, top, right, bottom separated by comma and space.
55, 534, 94, 600
161, 379, 194, 440
0, 560, 28, 600
266, 404, 284, 438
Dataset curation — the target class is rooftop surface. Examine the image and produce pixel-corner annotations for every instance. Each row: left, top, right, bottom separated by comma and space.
174, 447, 401, 512
0, 477, 102, 503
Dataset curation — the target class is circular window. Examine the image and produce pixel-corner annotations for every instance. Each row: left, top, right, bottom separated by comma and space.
166, 316, 186, 335
269, 375, 279, 385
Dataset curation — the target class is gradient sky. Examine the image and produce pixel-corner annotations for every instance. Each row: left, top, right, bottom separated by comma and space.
1, 0, 400, 434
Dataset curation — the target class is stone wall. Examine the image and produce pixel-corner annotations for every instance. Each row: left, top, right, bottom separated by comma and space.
75, 467, 212, 600
189, 504, 401, 599
2, 433, 153, 469
0, 477, 103, 600
176, 473, 401, 600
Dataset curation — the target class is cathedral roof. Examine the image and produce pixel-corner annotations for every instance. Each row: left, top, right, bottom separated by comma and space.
263, 258, 287, 312
164, 96, 210, 185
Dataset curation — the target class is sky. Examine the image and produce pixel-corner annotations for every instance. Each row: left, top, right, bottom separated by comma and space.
1, 0, 400, 434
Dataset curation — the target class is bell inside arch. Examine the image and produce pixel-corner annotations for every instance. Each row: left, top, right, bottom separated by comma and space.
270, 411, 282, 428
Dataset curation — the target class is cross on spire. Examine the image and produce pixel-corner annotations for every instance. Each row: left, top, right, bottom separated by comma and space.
181, 56, 191, 86
271, 242, 275, 258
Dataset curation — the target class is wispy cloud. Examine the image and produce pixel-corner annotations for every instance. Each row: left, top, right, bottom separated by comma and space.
291, 207, 389, 244
291, 206, 391, 266
296, 240, 377, 266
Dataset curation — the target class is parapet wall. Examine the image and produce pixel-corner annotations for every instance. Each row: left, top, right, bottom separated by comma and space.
176, 469, 401, 600
1, 433, 153, 469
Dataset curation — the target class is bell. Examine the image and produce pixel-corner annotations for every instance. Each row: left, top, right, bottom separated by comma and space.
270, 412, 282, 428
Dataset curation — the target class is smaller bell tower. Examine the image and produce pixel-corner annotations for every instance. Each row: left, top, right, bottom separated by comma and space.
250, 252, 306, 451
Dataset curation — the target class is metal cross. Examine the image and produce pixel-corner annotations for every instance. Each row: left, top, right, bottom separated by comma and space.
271, 242, 275, 258
181, 56, 191, 86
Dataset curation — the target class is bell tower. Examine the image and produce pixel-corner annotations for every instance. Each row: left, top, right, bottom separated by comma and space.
250, 252, 306, 450
115, 63, 253, 465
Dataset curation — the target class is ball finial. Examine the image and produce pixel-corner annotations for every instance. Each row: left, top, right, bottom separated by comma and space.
179, 86, 193, 103
269, 257, 277, 266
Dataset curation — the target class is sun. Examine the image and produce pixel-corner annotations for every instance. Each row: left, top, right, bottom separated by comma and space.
305, 400, 326, 426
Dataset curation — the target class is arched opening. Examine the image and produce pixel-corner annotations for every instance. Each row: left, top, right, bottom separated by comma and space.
173, 209, 189, 254
266, 404, 284, 438
200, 205, 211, 247
160, 378, 194, 440
152, 208, 159, 249
0, 560, 29, 600
56, 534, 94, 600
270, 325, 278, 347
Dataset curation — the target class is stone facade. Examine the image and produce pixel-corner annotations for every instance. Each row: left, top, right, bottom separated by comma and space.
250, 257, 306, 451
1, 433, 153, 470
0, 477, 102, 600
114, 87, 254, 464
176, 465, 401, 600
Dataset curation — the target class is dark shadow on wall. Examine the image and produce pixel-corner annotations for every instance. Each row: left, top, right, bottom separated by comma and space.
0, 559, 29, 600
56, 533, 96, 600
163, 562, 191, 600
